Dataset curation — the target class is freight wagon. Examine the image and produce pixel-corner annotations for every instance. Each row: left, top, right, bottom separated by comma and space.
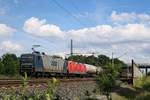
67, 61, 87, 77
20, 51, 102, 77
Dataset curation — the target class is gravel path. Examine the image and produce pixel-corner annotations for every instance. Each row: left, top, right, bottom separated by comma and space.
55, 81, 98, 100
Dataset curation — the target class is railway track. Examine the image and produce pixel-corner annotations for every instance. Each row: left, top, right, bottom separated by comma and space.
0, 78, 95, 87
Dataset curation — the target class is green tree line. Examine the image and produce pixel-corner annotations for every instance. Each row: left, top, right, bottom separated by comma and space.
0, 53, 19, 75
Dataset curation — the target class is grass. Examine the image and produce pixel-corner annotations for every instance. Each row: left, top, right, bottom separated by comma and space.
0, 74, 22, 80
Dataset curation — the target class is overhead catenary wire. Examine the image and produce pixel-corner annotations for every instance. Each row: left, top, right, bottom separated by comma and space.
51, 0, 142, 62
51, 0, 102, 54
27, 35, 63, 53
69, 0, 81, 13
52, 0, 87, 27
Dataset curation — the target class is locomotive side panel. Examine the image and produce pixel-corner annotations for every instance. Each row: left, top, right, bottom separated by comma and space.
42, 55, 65, 73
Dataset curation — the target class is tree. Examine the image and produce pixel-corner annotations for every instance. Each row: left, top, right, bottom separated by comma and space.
85, 55, 98, 66
1, 53, 19, 75
97, 55, 110, 67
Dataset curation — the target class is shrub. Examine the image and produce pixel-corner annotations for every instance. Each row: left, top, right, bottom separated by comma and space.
96, 62, 121, 100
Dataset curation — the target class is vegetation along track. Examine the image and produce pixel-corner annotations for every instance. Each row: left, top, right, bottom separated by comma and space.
0, 78, 95, 87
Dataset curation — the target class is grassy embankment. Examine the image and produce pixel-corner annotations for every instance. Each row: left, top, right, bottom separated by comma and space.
112, 76, 150, 100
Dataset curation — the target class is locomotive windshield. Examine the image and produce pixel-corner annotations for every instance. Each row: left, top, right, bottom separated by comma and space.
20, 54, 34, 75
21, 54, 33, 64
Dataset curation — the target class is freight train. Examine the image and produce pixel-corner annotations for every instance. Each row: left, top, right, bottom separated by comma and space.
20, 51, 103, 77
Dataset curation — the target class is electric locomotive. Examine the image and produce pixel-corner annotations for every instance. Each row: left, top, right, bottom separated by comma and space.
20, 51, 103, 77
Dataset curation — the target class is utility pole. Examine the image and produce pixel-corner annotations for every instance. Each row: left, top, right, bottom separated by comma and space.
70, 39, 73, 55
111, 52, 127, 67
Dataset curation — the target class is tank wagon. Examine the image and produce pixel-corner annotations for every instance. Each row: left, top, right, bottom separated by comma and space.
20, 51, 103, 77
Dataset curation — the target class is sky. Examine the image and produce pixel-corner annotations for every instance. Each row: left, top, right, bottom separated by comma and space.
0, 0, 150, 63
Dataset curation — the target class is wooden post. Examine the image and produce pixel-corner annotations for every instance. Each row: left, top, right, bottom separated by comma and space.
146, 67, 148, 75
131, 59, 134, 84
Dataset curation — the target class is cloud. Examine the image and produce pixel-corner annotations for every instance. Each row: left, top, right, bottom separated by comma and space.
110, 11, 150, 23
0, 41, 24, 52
23, 17, 64, 38
0, 24, 16, 37
114, 24, 150, 39
109, 42, 150, 63
67, 25, 113, 42
111, 42, 149, 52
68, 23, 150, 43
24, 17, 150, 43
